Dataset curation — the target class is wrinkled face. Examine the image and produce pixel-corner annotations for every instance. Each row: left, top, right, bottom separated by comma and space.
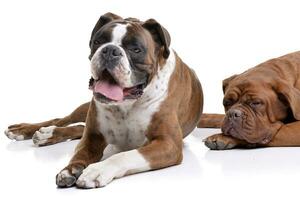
222, 79, 289, 144
89, 20, 160, 104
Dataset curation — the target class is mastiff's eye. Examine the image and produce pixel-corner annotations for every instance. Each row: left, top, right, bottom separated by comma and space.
223, 99, 234, 107
249, 100, 262, 108
93, 40, 101, 45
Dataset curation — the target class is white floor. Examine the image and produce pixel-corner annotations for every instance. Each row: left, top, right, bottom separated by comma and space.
1, 128, 300, 200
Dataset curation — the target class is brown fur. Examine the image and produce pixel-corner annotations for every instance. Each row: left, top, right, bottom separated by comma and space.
197, 114, 224, 128
139, 54, 203, 169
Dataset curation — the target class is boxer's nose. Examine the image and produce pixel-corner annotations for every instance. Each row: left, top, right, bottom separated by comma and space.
100, 45, 123, 60
227, 109, 242, 120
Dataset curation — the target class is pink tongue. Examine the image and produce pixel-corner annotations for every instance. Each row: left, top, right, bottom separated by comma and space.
94, 81, 124, 101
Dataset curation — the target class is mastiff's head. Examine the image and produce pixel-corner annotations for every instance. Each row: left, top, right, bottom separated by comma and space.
221, 68, 300, 144
88, 13, 171, 104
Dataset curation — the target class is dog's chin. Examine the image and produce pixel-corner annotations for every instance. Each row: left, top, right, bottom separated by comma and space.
223, 123, 271, 144
223, 125, 245, 141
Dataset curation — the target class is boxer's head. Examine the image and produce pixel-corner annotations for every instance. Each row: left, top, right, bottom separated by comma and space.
88, 12, 171, 104
221, 72, 300, 144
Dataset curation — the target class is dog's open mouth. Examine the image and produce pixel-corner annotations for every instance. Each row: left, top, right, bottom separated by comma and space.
89, 70, 146, 103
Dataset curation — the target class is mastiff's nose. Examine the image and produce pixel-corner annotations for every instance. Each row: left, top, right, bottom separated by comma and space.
227, 109, 242, 120
100, 45, 123, 60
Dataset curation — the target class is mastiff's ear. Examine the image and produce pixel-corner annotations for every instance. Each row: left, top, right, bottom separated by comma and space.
222, 74, 238, 94
142, 19, 171, 59
274, 80, 300, 120
90, 12, 122, 46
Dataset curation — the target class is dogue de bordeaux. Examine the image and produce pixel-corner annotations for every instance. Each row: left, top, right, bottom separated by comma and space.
4, 13, 216, 188
202, 51, 300, 150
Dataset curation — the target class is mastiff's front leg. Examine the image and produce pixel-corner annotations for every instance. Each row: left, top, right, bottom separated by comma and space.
266, 121, 300, 147
204, 133, 252, 150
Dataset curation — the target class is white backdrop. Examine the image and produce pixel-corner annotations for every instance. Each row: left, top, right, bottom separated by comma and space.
1, 0, 300, 199
1, 0, 300, 120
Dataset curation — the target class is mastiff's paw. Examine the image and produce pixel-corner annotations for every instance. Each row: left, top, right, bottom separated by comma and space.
203, 134, 239, 150
56, 164, 85, 188
4, 123, 40, 140
32, 126, 56, 146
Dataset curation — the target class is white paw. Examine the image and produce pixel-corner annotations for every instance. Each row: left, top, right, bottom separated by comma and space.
56, 169, 77, 187
32, 126, 56, 146
76, 161, 122, 188
4, 129, 24, 141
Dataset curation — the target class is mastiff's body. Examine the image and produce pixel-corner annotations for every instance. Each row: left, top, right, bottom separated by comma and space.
5, 13, 204, 188
204, 51, 300, 150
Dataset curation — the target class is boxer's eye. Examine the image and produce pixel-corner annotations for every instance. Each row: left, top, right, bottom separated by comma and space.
131, 48, 141, 53
93, 40, 101, 45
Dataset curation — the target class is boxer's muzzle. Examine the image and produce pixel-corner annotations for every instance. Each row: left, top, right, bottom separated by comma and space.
89, 44, 147, 104
99, 45, 123, 70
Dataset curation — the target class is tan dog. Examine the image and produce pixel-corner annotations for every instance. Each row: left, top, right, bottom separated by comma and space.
203, 51, 300, 150
4, 13, 207, 188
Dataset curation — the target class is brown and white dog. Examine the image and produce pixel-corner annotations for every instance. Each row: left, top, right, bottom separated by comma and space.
203, 51, 300, 150
4, 13, 205, 188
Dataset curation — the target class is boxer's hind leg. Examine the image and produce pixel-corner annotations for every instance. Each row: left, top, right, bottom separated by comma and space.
198, 113, 225, 128
265, 121, 300, 147
4, 102, 90, 141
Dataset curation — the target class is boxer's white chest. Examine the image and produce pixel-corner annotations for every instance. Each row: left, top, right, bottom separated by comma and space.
95, 50, 176, 151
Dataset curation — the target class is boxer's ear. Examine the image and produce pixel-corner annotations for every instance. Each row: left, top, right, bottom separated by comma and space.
142, 19, 171, 59
274, 80, 300, 120
222, 74, 238, 94
90, 12, 122, 46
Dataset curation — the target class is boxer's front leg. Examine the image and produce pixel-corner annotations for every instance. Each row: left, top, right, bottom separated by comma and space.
56, 131, 107, 187
265, 121, 300, 147
76, 116, 183, 188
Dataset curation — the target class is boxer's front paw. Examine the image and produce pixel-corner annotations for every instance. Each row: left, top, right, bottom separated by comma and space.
203, 134, 238, 150
56, 164, 85, 188
4, 123, 40, 140
32, 126, 56, 146
76, 161, 120, 189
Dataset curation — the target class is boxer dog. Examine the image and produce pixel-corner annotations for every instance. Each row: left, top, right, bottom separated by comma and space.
4, 13, 205, 188
203, 51, 300, 150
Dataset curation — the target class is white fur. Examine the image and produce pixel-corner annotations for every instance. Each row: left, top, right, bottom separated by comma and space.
32, 125, 56, 146
111, 24, 128, 45
95, 50, 176, 151
91, 23, 133, 87
56, 169, 74, 186
4, 129, 24, 141
102, 144, 122, 160
67, 122, 86, 127
76, 149, 150, 188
